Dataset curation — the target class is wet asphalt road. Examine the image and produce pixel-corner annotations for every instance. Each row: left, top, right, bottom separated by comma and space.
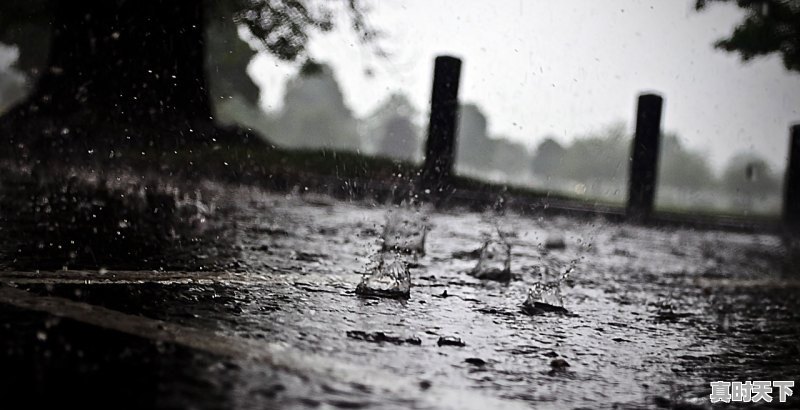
1, 186, 799, 409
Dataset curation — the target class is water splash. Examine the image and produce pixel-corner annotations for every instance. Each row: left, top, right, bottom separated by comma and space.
521, 262, 575, 315
470, 227, 512, 282
355, 251, 411, 299
544, 233, 566, 250
522, 281, 564, 313
381, 208, 429, 256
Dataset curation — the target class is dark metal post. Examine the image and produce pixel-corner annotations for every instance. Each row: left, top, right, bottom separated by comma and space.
419, 56, 461, 199
783, 124, 800, 232
626, 93, 663, 222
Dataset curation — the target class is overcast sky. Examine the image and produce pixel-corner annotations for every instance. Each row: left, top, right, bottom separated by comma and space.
249, 0, 800, 172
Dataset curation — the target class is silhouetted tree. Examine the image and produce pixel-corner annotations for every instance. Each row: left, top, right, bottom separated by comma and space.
658, 132, 715, 191
531, 127, 718, 192
456, 103, 493, 170
361, 93, 420, 159
697, 0, 800, 72
378, 116, 419, 161
0, 0, 375, 159
489, 137, 530, 177
721, 152, 780, 196
271, 61, 360, 151
453, 103, 532, 177
531, 137, 566, 178
558, 122, 629, 183
206, 2, 260, 109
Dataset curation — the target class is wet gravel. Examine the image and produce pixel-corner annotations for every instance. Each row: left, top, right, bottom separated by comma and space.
3, 186, 800, 409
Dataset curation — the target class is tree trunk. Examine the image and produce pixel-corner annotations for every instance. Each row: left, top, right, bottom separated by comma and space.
4, 0, 220, 158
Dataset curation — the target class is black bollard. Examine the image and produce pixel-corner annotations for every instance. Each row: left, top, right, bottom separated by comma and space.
784, 124, 800, 233
626, 93, 663, 222
419, 56, 462, 201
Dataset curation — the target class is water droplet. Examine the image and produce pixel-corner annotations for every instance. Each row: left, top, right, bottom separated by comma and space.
381, 209, 428, 255
470, 231, 511, 281
356, 251, 411, 299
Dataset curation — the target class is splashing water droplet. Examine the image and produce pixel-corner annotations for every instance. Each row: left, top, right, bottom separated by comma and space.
381, 208, 429, 256
356, 251, 411, 299
526, 281, 563, 306
544, 233, 566, 250
521, 267, 571, 315
470, 229, 512, 282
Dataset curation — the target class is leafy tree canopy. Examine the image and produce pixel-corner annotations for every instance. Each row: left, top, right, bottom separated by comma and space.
697, 0, 800, 72
362, 93, 421, 160
558, 122, 630, 183
234, 0, 380, 61
456, 103, 491, 170
721, 152, 781, 195
531, 137, 566, 177
271, 61, 361, 150
0, 0, 378, 71
658, 132, 716, 190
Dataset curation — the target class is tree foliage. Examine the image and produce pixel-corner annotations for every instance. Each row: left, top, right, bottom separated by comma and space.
531, 137, 566, 177
453, 103, 531, 177
531, 124, 719, 192
361, 93, 420, 160
658, 132, 715, 190
558, 123, 630, 183
697, 0, 800, 72
206, 3, 260, 107
721, 152, 781, 195
378, 116, 419, 161
0, 0, 377, 98
235, 0, 380, 61
271, 61, 361, 150
455, 103, 491, 169
489, 136, 530, 176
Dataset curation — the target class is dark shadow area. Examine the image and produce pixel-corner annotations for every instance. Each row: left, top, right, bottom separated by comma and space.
17, 282, 255, 331
0, 166, 240, 271
0, 304, 238, 410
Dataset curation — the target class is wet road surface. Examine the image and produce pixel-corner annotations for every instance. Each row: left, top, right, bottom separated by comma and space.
1, 186, 799, 409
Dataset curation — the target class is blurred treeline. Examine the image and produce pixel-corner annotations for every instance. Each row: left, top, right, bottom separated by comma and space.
213, 65, 781, 215
0, 8, 781, 216
527, 123, 782, 215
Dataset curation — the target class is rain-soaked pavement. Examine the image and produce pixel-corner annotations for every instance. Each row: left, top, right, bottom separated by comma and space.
1, 184, 799, 409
